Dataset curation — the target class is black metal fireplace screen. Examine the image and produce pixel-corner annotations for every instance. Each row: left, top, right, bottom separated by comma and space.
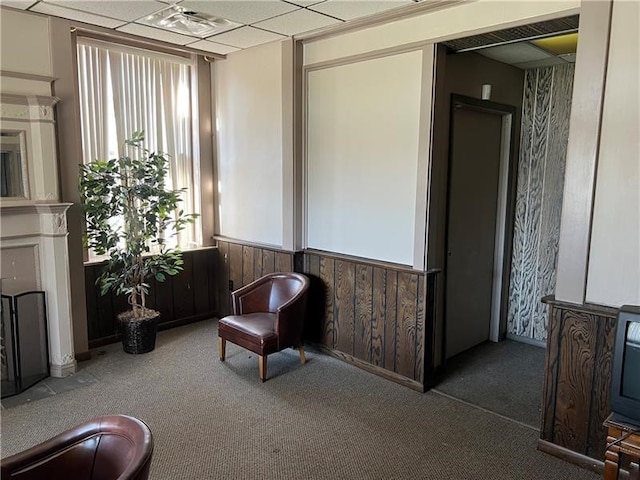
1, 291, 49, 398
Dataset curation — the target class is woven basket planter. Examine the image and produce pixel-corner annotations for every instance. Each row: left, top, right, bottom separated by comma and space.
118, 310, 159, 354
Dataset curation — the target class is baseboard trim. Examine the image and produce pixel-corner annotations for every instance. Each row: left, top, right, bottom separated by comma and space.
89, 335, 120, 349
506, 333, 546, 348
537, 439, 603, 474
157, 312, 215, 332
75, 351, 92, 362
313, 344, 424, 392
50, 360, 77, 378
88, 314, 216, 349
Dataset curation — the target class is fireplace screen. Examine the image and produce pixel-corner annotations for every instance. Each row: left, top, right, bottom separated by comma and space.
1, 291, 49, 398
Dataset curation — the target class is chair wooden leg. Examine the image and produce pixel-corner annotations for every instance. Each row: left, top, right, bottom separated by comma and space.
298, 345, 306, 365
259, 355, 267, 382
218, 337, 226, 361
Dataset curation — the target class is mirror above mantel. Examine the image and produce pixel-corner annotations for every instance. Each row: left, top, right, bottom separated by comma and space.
0, 93, 61, 207
1, 131, 28, 199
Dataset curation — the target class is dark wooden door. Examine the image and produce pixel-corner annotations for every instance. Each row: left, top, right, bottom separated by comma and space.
446, 104, 503, 358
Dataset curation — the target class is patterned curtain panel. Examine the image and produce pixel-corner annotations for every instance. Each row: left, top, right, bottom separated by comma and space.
508, 64, 575, 342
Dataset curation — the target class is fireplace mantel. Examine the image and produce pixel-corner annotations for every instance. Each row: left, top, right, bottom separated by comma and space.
1, 87, 76, 377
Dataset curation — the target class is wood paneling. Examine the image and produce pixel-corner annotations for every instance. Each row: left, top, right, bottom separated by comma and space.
371, 268, 386, 367
262, 249, 276, 275
84, 266, 99, 340
242, 246, 255, 287
415, 275, 425, 382
85, 248, 218, 348
319, 256, 335, 348
213, 243, 440, 390
588, 318, 617, 459
214, 238, 296, 317
298, 250, 439, 389
276, 251, 293, 272
303, 254, 323, 343
172, 252, 194, 319
553, 314, 597, 452
228, 243, 243, 293
396, 272, 418, 380
217, 242, 231, 316
354, 264, 373, 362
384, 270, 398, 372
540, 297, 618, 465
334, 260, 355, 356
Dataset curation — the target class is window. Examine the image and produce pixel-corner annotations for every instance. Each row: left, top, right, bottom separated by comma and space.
76, 38, 201, 258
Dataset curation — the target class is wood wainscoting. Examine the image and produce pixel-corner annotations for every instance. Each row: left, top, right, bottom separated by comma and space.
298, 250, 440, 392
214, 238, 295, 317
85, 247, 218, 348
213, 240, 440, 391
540, 296, 618, 472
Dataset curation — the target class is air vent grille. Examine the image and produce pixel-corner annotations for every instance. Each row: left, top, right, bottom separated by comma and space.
442, 15, 579, 52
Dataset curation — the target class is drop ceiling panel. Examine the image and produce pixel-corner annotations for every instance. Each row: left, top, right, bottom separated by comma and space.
42, 1, 165, 22
0, 1, 37, 8
208, 26, 286, 49
309, 0, 412, 22
187, 39, 239, 55
254, 8, 341, 36
285, 0, 327, 6
514, 57, 566, 70
179, 1, 299, 25
31, 3, 127, 28
477, 42, 551, 65
532, 33, 578, 55
117, 23, 196, 45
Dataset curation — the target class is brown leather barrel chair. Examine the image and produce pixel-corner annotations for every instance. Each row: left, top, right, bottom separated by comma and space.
218, 272, 310, 381
1, 415, 153, 480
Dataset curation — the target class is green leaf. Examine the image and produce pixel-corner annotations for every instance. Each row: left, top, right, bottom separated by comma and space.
79, 130, 196, 303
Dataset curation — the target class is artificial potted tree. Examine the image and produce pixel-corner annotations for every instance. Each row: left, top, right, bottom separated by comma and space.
79, 131, 197, 354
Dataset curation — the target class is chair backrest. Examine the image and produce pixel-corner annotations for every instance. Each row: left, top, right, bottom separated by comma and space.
268, 273, 309, 313
92, 415, 153, 480
1, 415, 153, 480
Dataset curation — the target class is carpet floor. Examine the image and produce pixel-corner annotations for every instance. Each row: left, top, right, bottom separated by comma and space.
434, 340, 545, 428
1, 320, 598, 480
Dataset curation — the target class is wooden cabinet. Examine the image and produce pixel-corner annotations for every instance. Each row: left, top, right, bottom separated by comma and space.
604, 414, 640, 480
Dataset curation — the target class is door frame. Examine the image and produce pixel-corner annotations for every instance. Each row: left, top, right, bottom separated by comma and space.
445, 94, 518, 349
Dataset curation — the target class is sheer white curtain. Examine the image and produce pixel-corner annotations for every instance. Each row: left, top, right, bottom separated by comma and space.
77, 39, 200, 250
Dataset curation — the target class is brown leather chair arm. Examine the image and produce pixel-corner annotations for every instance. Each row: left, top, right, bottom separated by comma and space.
232, 276, 273, 314
275, 284, 309, 348
1, 415, 153, 480
1, 422, 101, 475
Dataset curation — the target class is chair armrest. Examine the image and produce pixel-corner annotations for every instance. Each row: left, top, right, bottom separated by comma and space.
1, 422, 100, 474
232, 276, 273, 315
275, 288, 309, 347
1, 416, 153, 480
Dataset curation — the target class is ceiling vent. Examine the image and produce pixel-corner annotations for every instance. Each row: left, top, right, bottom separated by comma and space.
140, 5, 241, 38
442, 15, 579, 53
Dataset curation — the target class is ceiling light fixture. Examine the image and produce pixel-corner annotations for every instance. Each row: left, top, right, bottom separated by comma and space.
141, 5, 240, 38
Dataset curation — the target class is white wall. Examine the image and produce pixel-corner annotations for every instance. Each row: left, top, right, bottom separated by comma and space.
301, 0, 578, 267
0, 8, 52, 77
304, 0, 579, 65
214, 40, 284, 246
586, 0, 640, 306
306, 50, 424, 265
